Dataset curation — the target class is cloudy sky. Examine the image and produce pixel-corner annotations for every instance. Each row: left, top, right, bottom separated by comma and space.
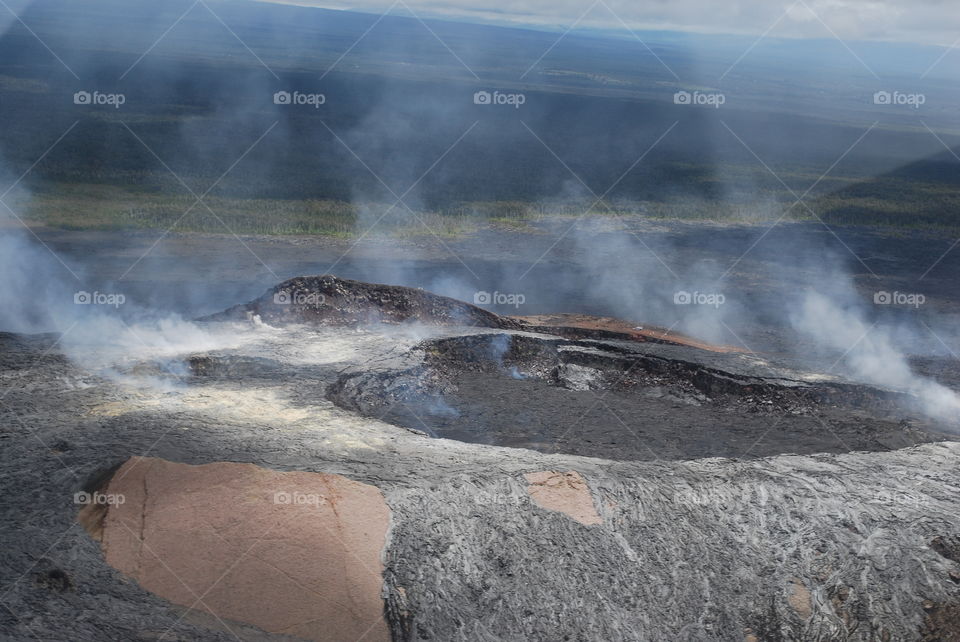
258, 0, 960, 47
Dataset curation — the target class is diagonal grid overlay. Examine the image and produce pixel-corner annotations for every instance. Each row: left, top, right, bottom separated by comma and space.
1, 1, 960, 640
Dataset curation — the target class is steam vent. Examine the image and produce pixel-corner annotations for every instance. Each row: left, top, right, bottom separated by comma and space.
0, 272, 947, 642
6, 2, 960, 639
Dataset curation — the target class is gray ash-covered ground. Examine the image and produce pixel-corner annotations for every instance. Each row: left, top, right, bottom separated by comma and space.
328, 331, 955, 461
372, 369, 933, 460
4, 223, 960, 641
3, 320, 960, 642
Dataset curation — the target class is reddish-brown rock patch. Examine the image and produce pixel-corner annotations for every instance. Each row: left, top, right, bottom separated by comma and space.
787, 578, 813, 619
524, 471, 602, 526
514, 313, 742, 352
87, 456, 390, 642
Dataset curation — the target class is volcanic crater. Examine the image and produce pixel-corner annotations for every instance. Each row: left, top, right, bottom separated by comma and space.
5, 274, 960, 642
210, 276, 953, 462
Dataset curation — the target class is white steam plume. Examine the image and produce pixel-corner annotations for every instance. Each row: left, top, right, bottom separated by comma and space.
0, 220, 241, 385
792, 287, 960, 422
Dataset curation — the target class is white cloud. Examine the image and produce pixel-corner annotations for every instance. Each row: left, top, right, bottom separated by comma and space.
255, 0, 960, 46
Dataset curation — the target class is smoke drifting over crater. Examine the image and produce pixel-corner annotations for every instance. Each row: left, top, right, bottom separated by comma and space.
4, 5, 960, 640
793, 283, 960, 422
0, 201, 242, 387
0, 0, 956, 417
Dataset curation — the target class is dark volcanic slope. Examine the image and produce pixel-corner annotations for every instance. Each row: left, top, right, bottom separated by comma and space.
375, 369, 931, 461
201, 275, 732, 351
201, 275, 522, 329
328, 332, 954, 462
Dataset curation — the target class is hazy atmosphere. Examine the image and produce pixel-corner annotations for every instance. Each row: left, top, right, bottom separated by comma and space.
260, 0, 960, 44
1, 0, 959, 640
